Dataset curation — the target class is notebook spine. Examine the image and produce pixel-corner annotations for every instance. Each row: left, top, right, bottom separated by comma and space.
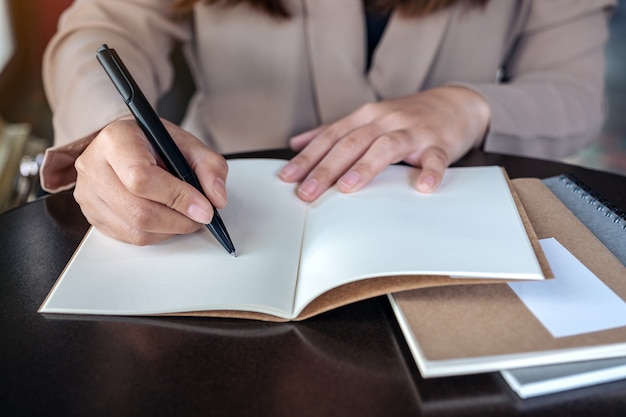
558, 174, 626, 230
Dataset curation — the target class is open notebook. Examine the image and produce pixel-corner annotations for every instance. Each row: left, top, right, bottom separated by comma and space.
39, 159, 549, 321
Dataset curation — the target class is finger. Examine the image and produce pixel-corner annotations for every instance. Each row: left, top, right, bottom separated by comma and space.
337, 130, 413, 193
99, 121, 217, 225
294, 124, 382, 201
280, 112, 373, 183
110, 156, 216, 225
77, 188, 197, 246
75, 156, 202, 245
414, 146, 449, 193
288, 125, 327, 151
185, 150, 229, 210
279, 127, 338, 183
78, 155, 204, 234
92, 203, 201, 246
161, 120, 230, 209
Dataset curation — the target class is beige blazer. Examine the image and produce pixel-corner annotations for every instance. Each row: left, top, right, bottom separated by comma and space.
41, 0, 614, 192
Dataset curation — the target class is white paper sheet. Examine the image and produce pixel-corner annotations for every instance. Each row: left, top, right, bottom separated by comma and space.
508, 238, 626, 338
294, 165, 543, 314
40, 159, 307, 318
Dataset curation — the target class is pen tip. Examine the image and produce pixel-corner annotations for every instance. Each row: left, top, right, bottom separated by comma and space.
231, 250, 238, 258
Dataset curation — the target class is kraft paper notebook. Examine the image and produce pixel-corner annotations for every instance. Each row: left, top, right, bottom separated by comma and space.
39, 159, 549, 321
389, 178, 626, 377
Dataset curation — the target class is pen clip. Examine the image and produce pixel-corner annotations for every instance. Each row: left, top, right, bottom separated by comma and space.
96, 44, 134, 103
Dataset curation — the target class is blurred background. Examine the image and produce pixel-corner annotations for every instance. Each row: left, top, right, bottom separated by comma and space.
564, 0, 626, 177
1, 0, 625, 213
0, 0, 70, 212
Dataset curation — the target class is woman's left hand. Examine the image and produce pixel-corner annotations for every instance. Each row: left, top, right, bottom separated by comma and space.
279, 85, 491, 201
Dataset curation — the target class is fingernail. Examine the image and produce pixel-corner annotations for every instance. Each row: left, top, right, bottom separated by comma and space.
279, 162, 298, 181
213, 177, 227, 203
418, 175, 436, 193
338, 171, 360, 191
298, 178, 318, 198
188, 204, 213, 224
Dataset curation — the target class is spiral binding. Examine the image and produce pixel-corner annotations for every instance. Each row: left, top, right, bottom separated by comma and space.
558, 173, 626, 230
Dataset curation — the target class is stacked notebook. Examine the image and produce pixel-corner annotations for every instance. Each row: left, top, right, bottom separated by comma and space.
389, 174, 626, 398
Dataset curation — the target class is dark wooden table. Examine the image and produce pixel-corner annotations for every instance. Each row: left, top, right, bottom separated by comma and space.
2, 148, 626, 417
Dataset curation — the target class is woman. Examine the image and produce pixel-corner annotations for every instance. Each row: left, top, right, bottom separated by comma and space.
41, 0, 614, 245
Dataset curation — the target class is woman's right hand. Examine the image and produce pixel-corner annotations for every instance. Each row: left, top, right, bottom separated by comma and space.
73, 118, 229, 246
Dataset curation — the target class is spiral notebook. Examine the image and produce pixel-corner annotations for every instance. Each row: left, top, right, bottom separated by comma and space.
543, 174, 626, 265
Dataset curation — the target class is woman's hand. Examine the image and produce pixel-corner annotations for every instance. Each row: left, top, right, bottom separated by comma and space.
279, 86, 491, 201
73, 118, 229, 245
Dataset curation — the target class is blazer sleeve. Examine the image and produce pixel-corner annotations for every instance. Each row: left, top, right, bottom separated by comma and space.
469, 0, 615, 159
40, 0, 191, 192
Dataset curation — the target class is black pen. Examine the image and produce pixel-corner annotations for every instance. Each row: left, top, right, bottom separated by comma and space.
96, 44, 236, 256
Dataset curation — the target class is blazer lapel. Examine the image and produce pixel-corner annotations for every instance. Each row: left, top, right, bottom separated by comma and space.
303, 0, 376, 123
368, 7, 452, 99
302, 0, 452, 123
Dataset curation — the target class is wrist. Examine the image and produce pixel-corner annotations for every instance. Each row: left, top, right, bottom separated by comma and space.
442, 85, 492, 148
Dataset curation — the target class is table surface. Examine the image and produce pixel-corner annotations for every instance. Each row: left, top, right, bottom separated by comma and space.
2, 148, 626, 417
